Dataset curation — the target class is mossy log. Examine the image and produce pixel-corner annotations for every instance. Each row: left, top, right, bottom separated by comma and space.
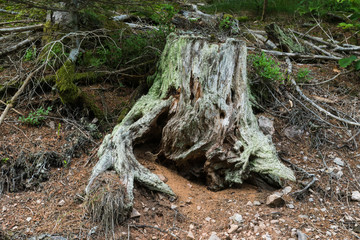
265, 23, 306, 53
85, 34, 295, 223
55, 60, 104, 120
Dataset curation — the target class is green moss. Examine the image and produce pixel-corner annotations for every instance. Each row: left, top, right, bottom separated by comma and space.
56, 60, 81, 104
117, 107, 130, 124
42, 20, 60, 44
55, 60, 104, 120
236, 16, 249, 22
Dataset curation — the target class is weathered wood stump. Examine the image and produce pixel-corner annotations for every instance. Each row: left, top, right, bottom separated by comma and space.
85, 34, 295, 222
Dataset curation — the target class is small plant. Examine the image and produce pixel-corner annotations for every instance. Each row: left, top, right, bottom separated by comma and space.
63, 160, 68, 167
1, 157, 9, 164
339, 55, 360, 70
250, 52, 284, 83
57, 123, 62, 138
150, 3, 177, 25
297, 67, 312, 83
219, 14, 235, 30
24, 46, 36, 61
19, 106, 52, 126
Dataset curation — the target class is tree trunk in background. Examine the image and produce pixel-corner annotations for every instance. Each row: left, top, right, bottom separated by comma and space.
85, 33, 295, 223
261, 0, 268, 21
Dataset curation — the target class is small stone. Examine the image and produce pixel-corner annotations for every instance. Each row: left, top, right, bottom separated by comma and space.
259, 221, 266, 230
58, 199, 65, 206
197, 206, 201, 210
209, 233, 221, 240
253, 201, 261, 206
2, 206, 7, 212
336, 170, 343, 179
228, 224, 239, 234
130, 208, 141, 218
270, 220, 279, 224
171, 204, 178, 210
284, 126, 303, 139
205, 217, 211, 222
258, 116, 275, 135
12, 226, 18, 230
246, 201, 253, 206
287, 204, 295, 209
189, 224, 195, 230
266, 194, 285, 208
308, 198, 314, 202
26, 217, 32, 222
282, 186, 292, 195
333, 157, 344, 167
144, 207, 149, 212
49, 121, 55, 129
351, 191, 360, 201
187, 231, 195, 240
187, 183, 193, 188
230, 214, 243, 224
299, 215, 308, 219
157, 174, 168, 183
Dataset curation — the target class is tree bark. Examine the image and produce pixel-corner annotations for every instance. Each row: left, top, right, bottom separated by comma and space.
261, 0, 268, 21
86, 34, 295, 223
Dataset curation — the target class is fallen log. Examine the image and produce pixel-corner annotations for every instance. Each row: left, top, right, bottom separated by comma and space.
0, 24, 44, 34
85, 34, 295, 225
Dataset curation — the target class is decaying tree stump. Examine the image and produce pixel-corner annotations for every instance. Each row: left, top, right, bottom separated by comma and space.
85, 34, 295, 222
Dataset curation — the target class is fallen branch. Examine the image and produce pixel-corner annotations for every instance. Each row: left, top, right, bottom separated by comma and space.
290, 29, 336, 48
247, 29, 277, 49
280, 156, 318, 198
0, 24, 43, 34
303, 40, 337, 57
0, 64, 43, 125
333, 45, 360, 52
292, 175, 318, 197
285, 57, 360, 127
0, 36, 38, 57
0, 99, 23, 116
125, 22, 159, 31
249, 48, 342, 61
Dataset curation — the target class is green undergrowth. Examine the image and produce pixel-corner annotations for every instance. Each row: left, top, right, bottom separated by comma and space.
201, 0, 300, 15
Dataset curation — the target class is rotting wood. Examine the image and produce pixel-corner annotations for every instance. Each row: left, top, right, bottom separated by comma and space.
86, 34, 295, 224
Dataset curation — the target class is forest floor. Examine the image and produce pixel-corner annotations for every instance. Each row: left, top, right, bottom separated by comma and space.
1, 9, 360, 240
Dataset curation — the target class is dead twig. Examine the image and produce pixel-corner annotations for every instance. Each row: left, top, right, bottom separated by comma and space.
248, 48, 341, 61
285, 57, 360, 127
280, 157, 318, 198
0, 64, 44, 125
0, 99, 24, 116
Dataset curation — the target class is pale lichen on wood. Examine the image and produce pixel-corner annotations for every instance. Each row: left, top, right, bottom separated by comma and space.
86, 33, 295, 223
